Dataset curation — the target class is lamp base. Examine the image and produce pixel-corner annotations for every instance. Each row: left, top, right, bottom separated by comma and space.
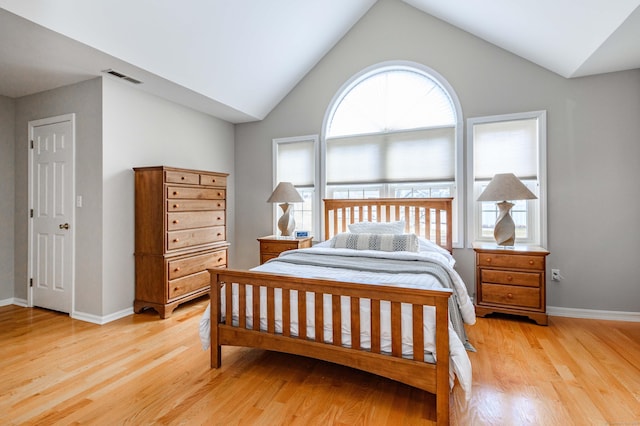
494, 201, 515, 246
277, 203, 296, 236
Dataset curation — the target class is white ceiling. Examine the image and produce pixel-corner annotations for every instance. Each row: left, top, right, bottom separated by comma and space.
1, 0, 639, 124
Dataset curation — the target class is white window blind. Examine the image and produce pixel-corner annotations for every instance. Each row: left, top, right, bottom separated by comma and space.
326, 127, 455, 185
473, 119, 538, 180
276, 139, 315, 186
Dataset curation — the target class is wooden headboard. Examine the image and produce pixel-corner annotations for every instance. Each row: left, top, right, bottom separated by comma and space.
323, 198, 453, 253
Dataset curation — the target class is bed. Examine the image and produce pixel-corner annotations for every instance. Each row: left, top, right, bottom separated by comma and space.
200, 198, 474, 425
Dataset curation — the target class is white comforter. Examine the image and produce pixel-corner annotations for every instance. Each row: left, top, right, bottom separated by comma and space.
199, 242, 475, 395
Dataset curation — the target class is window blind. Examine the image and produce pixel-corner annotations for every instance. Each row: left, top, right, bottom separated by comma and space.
276, 139, 315, 186
326, 127, 455, 185
473, 118, 538, 180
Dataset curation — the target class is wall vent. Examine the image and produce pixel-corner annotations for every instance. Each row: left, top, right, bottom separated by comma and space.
102, 69, 142, 85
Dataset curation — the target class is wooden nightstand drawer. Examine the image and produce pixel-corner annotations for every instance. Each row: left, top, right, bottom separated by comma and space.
480, 283, 541, 309
258, 236, 313, 265
480, 269, 541, 288
477, 253, 544, 270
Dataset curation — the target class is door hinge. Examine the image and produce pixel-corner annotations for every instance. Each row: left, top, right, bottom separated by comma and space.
30, 278, 33, 287
30, 140, 34, 149
30, 209, 33, 218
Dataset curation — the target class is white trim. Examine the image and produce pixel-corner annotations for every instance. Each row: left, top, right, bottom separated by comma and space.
321, 60, 464, 247
548, 306, 640, 323
466, 110, 547, 248
71, 307, 134, 325
0, 298, 28, 307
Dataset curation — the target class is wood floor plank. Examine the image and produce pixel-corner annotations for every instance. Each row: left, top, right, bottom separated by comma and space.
1, 301, 639, 425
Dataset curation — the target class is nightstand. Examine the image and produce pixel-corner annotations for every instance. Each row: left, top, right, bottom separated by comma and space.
257, 235, 313, 264
473, 242, 550, 325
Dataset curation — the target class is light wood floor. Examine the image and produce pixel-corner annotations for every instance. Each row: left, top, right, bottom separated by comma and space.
1, 299, 639, 425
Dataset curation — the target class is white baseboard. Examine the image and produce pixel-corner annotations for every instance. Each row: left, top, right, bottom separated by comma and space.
71, 307, 134, 325
0, 298, 28, 307
547, 306, 640, 323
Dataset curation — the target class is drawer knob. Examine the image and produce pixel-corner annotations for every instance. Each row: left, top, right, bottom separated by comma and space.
217, 192, 222, 197
507, 275, 513, 281
217, 233, 222, 236
173, 238, 179, 242
173, 204, 179, 208
217, 258, 223, 262
174, 267, 180, 272
486, 258, 492, 263
173, 220, 179, 224
181, 176, 185, 180
529, 260, 534, 265
211, 178, 216, 183
217, 203, 222, 207
507, 293, 513, 299
173, 191, 178, 196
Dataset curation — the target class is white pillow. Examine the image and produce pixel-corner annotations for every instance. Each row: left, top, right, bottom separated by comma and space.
348, 220, 405, 235
331, 232, 419, 252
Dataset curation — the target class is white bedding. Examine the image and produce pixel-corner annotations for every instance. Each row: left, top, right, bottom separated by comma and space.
199, 238, 475, 395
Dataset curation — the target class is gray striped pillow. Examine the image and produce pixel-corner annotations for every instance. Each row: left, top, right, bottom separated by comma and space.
330, 233, 419, 252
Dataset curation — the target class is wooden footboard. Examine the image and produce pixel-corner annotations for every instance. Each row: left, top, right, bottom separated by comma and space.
209, 269, 452, 425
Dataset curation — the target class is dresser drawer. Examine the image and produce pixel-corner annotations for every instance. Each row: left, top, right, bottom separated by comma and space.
480, 269, 541, 288
165, 170, 199, 185
200, 174, 227, 187
167, 211, 225, 231
168, 271, 210, 300
168, 250, 227, 280
167, 226, 226, 250
480, 283, 541, 309
167, 186, 226, 200
167, 199, 225, 212
260, 241, 298, 254
477, 253, 544, 270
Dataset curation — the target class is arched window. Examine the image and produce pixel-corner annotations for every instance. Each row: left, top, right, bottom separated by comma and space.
322, 61, 463, 246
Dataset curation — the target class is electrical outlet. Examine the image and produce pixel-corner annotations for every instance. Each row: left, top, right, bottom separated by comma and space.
551, 269, 561, 281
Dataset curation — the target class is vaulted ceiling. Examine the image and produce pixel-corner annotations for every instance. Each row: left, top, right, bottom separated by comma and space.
1, 0, 639, 123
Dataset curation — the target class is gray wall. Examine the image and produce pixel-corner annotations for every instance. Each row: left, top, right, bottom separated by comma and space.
235, 0, 640, 313
10, 77, 235, 320
102, 77, 235, 315
0, 95, 15, 302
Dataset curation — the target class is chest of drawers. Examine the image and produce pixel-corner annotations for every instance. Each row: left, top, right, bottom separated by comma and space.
473, 243, 549, 325
134, 166, 229, 318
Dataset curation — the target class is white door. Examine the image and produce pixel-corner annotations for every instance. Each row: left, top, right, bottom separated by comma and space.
29, 114, 75, 313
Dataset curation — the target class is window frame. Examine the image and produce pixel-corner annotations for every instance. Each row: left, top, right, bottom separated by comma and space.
272, 134, 320, 238
466, 110, 548, 248
320, 60, 464, 247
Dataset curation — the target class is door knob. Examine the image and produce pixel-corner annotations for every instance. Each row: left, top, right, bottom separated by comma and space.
59, 223, 70, 230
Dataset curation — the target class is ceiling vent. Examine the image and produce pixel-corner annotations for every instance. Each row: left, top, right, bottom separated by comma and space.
102, 69, 142, 85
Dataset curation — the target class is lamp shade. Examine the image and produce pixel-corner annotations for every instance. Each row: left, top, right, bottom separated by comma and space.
267, 182, 303, 203
477, 173, 537, 202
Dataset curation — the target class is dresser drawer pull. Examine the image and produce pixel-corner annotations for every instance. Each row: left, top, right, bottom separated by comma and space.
217, 257, 223, 262
507, 275, 513, 281
486, 257, 492, 263
173, 238, 179, 242
173, 220, 179, 224
174, 267, 180, 272
217, 233, 222, 237
173, 204, 179, 208
217, 192, 222, 197
173, 191, 179, 196
507, 293, 513, 299
217, 203, 222, 207
181, 176, 186, 180
529, 260, 534, 265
